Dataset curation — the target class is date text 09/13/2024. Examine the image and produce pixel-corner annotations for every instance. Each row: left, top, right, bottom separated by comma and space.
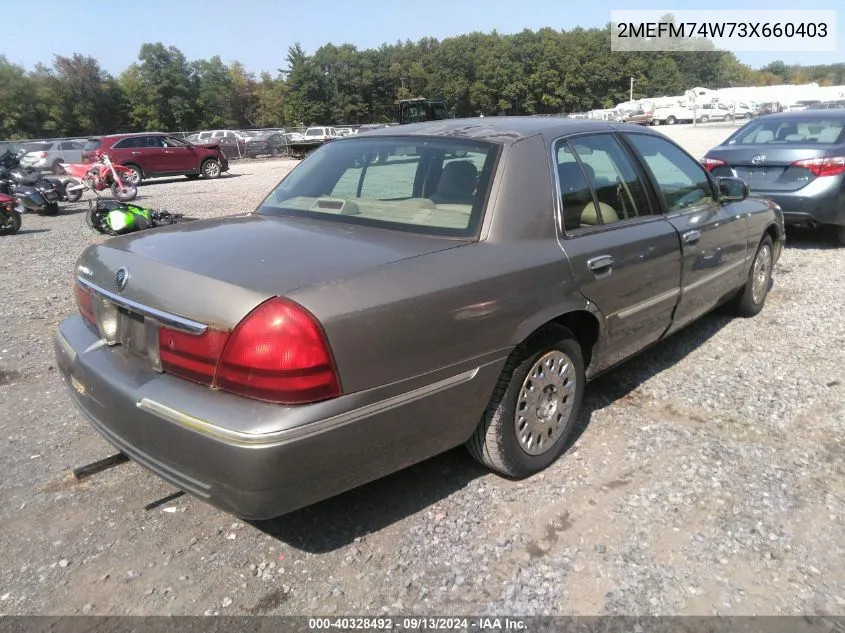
308, 617, 528, 631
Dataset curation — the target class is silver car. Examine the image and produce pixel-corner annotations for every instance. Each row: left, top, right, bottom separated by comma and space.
20, 139, 86, 174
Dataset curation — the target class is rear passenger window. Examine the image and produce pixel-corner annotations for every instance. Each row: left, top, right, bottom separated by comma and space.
555, 134, 653, 232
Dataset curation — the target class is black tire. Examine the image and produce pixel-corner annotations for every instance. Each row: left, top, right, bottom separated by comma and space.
201, 159, 222, 179
466, 325, 585, 478
269, 146, 278, 157
666, 116, 676, 125
729, 235, 774, 317
700, 115, 710, 123
122, 164, 143, 185
111, 182, 138, 202
0, 210, 21, 235
52, 159, 65, 175
185, 174, 200, 180
64, 179, 83, 203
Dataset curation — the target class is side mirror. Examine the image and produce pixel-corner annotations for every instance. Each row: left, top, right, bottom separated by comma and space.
718, 176, 748, 202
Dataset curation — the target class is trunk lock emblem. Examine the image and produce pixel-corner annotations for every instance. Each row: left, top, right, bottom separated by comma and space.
751, 154, 766, 165
115, 267, 130, 292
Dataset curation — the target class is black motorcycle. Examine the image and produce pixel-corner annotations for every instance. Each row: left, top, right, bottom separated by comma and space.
0, 149, 70, 215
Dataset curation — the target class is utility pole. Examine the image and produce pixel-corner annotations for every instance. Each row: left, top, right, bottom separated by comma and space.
630, 77, 634, 102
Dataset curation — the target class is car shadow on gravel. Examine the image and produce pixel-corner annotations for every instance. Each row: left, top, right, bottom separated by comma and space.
784, 226, 842, 250
251, 447, 488, 553
253, 311, 732, 553
139, 174, 244, 187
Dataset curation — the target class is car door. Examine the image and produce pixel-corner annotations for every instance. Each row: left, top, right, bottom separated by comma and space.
60, 141, 84, 165
553, 133, 684, 371
113, 136, 158, 174
161, 136, 196, 173
623, 132, 748, 334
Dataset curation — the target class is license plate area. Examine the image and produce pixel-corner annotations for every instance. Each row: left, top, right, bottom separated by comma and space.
92, 297, 162, 371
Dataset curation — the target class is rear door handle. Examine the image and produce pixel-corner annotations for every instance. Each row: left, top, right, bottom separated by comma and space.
683, 230, 702, 245
164, 150, 174, 154
587, 255, 614, 273
131, 151, 141, 155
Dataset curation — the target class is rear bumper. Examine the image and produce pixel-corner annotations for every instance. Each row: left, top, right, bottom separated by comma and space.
749, 177, 845, 227
54, 315, 504, 519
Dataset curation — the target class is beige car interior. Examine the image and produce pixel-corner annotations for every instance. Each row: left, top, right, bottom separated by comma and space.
557, 161, 621, 230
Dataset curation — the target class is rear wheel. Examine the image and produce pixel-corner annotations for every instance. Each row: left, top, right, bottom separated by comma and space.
466, 325, 585, 478
201, 158, 222, 179
700, 115, 710, 123
0, 210, 21, 235
729, 235, 773, 317
666, 116, 676, 125
836, 226, 845, 246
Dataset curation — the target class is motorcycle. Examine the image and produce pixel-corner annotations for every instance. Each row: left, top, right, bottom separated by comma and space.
87, 199, 188, 235
0, 149, 64, 215
0, 193, 22, 235
62, 154, 138, 202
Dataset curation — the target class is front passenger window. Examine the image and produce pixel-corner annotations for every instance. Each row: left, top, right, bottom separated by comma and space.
625, 134, 715, 212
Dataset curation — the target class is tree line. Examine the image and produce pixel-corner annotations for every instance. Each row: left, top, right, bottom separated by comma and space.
1, 26, 843, 140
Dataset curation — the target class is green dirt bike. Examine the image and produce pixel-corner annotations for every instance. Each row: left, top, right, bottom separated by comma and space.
86, 199, 192, 235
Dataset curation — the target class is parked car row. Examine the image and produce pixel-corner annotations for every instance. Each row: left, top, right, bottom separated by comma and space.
623, 101, 755, 126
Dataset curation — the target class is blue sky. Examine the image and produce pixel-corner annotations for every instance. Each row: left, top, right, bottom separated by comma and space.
4, 0, 842, 76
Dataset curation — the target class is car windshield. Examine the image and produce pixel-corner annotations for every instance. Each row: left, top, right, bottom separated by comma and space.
257, 136, 500, 238
727, 118, 845, 145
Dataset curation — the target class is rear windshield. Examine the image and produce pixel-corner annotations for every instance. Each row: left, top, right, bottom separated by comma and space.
84, 139, 102, 152
23, 142, 53, 152
304, 129, 324, 136
727, 118, 845, 145
258, 136, 500, 238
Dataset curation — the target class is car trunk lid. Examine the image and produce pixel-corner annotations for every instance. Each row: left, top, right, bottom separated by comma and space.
75, 213, 470, 332
707, 144, 837, 192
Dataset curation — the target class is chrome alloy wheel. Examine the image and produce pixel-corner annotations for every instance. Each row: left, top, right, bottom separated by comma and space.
514, 350, 577, 456
751, 243, 772, 305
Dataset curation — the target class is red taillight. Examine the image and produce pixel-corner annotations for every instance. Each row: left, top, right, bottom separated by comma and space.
74, 280, 96, 328
792, 156, 845, 177
215, 297, 340, 405
700, 157, 727, 172
158, 327, 229, 386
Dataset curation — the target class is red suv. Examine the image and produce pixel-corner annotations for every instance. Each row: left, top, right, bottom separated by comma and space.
81, 133, 229, 184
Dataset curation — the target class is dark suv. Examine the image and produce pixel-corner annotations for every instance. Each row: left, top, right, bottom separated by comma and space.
81, 133, 229, 184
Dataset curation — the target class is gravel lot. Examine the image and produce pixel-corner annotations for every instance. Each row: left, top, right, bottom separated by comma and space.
1, 123, 844, 616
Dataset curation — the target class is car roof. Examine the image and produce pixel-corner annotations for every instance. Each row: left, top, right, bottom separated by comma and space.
361, 116, 648, 143
758, 110, 845, 121
89, 132, 169, 141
